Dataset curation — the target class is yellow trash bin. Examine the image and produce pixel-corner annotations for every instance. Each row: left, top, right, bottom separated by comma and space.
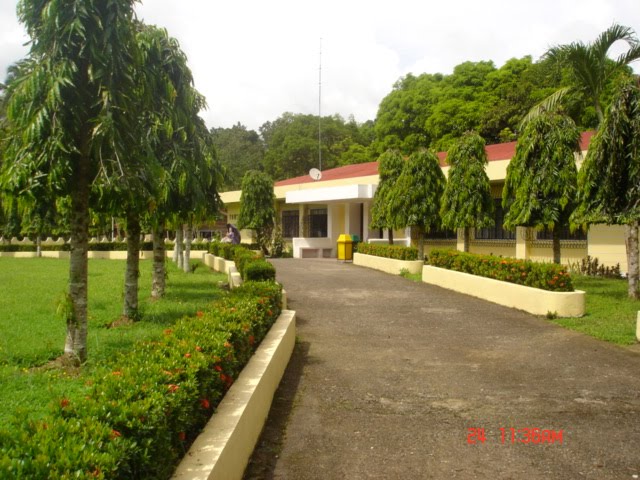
337, 234, 353, 261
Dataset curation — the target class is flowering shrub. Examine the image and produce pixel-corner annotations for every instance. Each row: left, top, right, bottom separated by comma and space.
356, 242, 419, 261
0, 281, 282, 479
428, 249, 574, 292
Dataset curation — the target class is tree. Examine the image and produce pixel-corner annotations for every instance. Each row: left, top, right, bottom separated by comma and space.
389, 149, 446, 260
237, 170, 275, 254
370, 149, 404, 244
261, 112, 372, 180
211, 123, 264, 190
1, 0, 139, 363
502, 112, 581, 264
525, 24, 640, 126
572, 78, 640, 299
374, 58, 575, 155
440, 132, 495, 251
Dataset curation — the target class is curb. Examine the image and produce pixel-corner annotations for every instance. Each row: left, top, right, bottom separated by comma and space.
172, 309, 296, 480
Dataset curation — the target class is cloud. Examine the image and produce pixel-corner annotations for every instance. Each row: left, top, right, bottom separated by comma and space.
1, 0, 638, 131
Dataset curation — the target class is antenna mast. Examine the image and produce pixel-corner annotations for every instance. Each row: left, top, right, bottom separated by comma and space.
318, 37, 322, 171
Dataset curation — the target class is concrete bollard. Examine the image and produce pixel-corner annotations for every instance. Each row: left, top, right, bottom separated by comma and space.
637, 311, 640, 342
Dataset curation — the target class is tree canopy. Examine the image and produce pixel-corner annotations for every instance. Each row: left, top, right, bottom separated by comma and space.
237, 170, 275, 254
370, 149, 404, 243
373, 57, 567, 154
389, 149, 446, 259
572, 78, 640, 298
440, 131, 494, 251
502, 111, 581, 263
211, 123, 264, 190
259, 112, 374, 181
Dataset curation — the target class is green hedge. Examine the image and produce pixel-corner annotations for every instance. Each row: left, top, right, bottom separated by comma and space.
207, 242, 276, 283
244, 259, 276, 282
0, 281, 282, 479
0, 242, 159, 252
356, 242, 419, 261
428, 249, 574, 292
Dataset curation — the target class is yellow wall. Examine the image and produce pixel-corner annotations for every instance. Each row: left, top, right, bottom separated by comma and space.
529, 243, 588, 266
469, 242, 516, 258
424, 241, 456, 258
587, 224, 632, 272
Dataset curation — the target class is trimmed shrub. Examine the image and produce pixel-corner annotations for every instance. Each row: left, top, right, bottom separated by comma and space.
0, 281, 282, 479
233, 248, 259, 279
244, 259, 276, 282
356, 242, 419, 261
0, 242, 156, 252
428, 249, 574, 292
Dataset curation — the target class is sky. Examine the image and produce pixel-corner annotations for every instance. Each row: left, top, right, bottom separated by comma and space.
1, 0, 639, 131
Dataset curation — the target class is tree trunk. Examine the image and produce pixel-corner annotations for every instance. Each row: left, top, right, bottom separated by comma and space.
36, 234, 42, 258
388, 228, 394, 245
463, 227, 470, 253
183, 223, 192, 273
417, 226, 425, 261
552, 228, 561, 264
172, 229, 179, 264
625, 221, 639, 299
176, 227, 184, 270
123, 211, 141, 320
64, 157, 90, 365
152, 223, 166, 299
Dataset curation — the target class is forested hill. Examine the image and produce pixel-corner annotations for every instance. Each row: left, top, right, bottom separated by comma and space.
213, 55, 616, 187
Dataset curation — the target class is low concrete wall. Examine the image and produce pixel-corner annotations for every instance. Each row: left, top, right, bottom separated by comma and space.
172, 310, 296, 480
0, 250, 209, 260
422, 265, 585, 317
353, 252, 423, 275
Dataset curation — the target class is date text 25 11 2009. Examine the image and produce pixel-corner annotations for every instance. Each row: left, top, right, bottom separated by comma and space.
467, 428, 564, 445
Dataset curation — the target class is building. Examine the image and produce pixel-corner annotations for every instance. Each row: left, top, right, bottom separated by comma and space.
220, 132, 633, 272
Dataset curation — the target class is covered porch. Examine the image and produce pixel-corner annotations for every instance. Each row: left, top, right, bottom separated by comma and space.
283, 184, 377, 259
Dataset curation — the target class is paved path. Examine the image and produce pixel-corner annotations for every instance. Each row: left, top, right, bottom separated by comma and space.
244, 259, 640, 480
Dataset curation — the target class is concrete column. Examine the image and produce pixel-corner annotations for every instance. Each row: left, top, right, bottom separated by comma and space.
456, 228, 465, 252
344, 203, 351, 235
298, 203, 305, 238
362, 203, 370, 242
516, 226, 532, 260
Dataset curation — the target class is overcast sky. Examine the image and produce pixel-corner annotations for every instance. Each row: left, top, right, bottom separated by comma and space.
1, 0, 639, 131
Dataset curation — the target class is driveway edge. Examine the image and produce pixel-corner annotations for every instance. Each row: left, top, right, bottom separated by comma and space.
172, 309, 296, 480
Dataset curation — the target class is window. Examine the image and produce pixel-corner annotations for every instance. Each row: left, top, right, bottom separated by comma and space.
281, 210, 299, 238
536, 225, 587, 241
426, 227, 457, 240
475, 200, 516, 240
304, 208, 328, 238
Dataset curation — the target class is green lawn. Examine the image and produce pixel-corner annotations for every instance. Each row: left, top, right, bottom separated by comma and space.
0, 257, 226, 423
397, 268, 638, 346
552, 275, 638, 345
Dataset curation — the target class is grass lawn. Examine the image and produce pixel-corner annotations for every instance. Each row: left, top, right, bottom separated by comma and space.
552, 275, 638, 345
0, 257, 226, 424
397, 268, 638, 346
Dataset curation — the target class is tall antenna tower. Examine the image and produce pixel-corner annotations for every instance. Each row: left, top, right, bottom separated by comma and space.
318, 37, 322, 171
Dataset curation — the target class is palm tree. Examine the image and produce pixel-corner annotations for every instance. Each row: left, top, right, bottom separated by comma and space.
1, 0, 140, 363
523, 24, 640, 126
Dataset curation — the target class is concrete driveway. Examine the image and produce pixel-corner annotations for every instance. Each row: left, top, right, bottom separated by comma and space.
244, 259, 640, 480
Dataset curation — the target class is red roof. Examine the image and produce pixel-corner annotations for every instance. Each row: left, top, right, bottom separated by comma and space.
275, 161, 379, 186
274, 131, 595, 187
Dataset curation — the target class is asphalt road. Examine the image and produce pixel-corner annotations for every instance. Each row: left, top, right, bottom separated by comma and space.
244, 259, 640, 480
